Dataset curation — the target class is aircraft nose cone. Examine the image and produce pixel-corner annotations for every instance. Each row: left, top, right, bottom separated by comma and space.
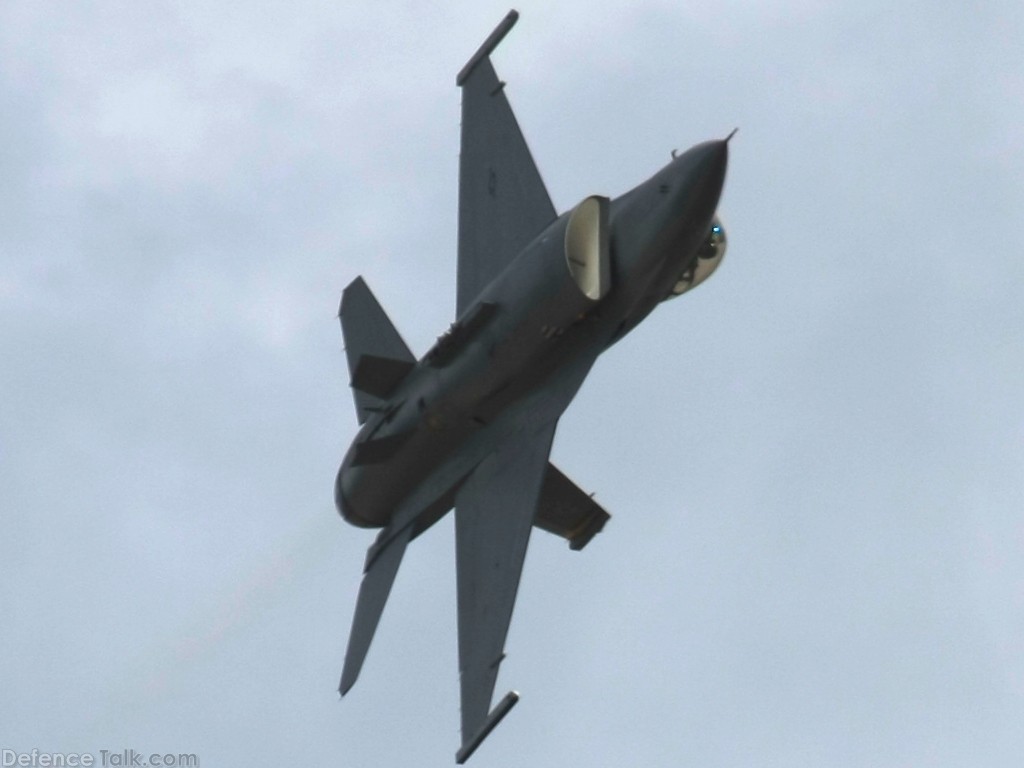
683, 139, 728, 204
653, 139, 727, 235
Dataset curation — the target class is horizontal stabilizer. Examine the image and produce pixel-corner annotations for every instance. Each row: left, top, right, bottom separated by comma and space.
534, 464, 610, 550
339, 277, 416, 424
455, 691, 520, 764
351, 354, 416, 399
339, 523, 413, 695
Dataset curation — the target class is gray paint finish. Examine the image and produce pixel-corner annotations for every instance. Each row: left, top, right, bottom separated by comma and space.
335, 11, 730, 761
457, 48, 557, 315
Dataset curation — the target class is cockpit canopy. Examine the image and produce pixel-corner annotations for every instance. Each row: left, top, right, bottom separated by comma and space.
670, 216, 727, 297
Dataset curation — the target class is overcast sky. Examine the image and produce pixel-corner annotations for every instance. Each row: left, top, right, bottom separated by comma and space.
2, 1, 1022, 766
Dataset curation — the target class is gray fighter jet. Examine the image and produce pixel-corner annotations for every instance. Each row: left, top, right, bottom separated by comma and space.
335, 10, 730, 763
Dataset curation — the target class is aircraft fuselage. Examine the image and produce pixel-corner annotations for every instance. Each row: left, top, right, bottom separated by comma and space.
336, 139, 728, 530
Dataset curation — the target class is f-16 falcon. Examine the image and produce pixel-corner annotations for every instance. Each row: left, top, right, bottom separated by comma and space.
335, 9, 730, 763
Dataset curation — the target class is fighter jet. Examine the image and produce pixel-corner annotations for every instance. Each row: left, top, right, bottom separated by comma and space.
335, 9, 730, 762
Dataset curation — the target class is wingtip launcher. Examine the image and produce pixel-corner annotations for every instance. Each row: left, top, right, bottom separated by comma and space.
456, 9, 519, 86
455, 690, 520, 764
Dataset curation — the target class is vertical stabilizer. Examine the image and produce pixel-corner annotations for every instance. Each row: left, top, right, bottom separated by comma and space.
339, 277, 416, 424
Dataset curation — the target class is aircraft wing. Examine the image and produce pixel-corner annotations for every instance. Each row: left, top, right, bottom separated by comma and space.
456, 10, 557, 316
453, 420, 556, 763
